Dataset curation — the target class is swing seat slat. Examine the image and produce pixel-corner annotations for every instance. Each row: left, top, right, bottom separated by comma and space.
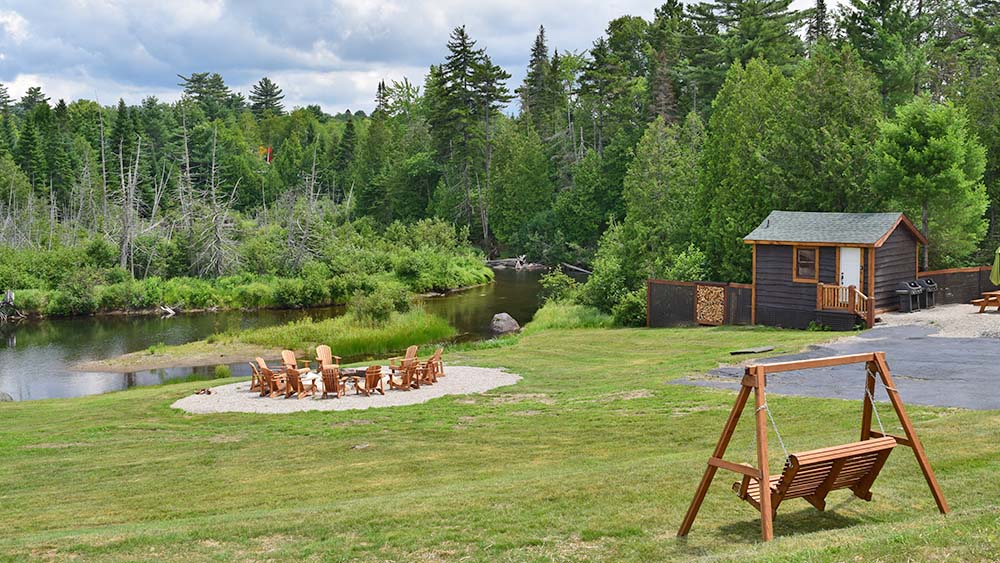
733, 436, 896, 513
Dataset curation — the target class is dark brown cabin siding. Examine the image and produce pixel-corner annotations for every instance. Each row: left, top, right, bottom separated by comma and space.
755, 244, 820, 328
874, 227, 918, 309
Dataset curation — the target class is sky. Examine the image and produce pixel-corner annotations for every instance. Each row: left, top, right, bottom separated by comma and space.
0, 0, 832, 114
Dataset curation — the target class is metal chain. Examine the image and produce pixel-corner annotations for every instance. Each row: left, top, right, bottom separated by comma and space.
865, 369, 886, 435
757, 403, 790, 460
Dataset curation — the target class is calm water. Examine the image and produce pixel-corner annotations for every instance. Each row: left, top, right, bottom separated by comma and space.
0, 268, 558, 401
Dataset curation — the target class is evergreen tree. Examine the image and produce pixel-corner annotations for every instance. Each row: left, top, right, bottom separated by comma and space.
249, 77, 285, 117
870, 96, 988, 268
334, 118, 357, 173
518, 26, 551, 132
17, 86, 49, 114
374, 80, 390, 116
0, 82, 11, 114
839, 0, 928, 110
697, 59, 793, 281
14, 116, 47, 188
0, 114, 15, 156
784, 45, 882, 211
807, 0, 831, 43
715, 0, 804, 69
489, 120, 553, 246
177, 72, 233, 119
649, 50, 679, 123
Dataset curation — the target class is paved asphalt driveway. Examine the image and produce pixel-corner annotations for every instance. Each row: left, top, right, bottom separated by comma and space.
676, 325, 1000, 410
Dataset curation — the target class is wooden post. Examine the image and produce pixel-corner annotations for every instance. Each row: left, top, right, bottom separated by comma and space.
848, 285, 856, 312
753, 366, 774, 541
861, 360, 877, 441
872, 353, 949, 514
677, 380, 753, 537
816, 283, 824, 310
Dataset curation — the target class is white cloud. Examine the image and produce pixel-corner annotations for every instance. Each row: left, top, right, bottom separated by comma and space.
0, 10, 29, 43
0, 0, 849, 113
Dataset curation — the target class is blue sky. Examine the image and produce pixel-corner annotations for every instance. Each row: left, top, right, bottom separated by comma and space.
0, 0, 828, 113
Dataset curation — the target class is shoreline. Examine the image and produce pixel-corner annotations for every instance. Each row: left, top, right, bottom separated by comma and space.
72, 341, 283, 373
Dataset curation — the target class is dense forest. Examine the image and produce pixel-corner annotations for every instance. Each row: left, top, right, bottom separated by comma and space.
0, 0, 998, 321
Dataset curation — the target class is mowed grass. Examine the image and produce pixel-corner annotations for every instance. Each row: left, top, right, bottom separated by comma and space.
1, 326, 999, 562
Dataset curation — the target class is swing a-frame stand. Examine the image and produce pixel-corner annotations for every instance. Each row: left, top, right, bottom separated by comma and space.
677, 352, 948, 542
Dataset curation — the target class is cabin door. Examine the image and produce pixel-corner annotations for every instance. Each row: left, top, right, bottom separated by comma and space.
840, 247, 862, 289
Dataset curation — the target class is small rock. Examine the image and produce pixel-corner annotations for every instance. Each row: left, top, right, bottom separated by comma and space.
0, 391, 13, 402
351, 443, 370, 450
491, 312, 521, 335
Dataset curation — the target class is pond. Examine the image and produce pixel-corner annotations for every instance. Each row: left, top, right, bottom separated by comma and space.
0, 267, 565, 401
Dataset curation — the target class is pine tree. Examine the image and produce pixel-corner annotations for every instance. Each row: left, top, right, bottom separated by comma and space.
374, 80, 390, 116
0, 114, 15, 156
649, 50, 679, 124
807, 0, 831, 44
249, 77, 285, 117
335, 118, 357, 172
17, 86, 49, 114
0, 83, 11, 114
840, 0, 928, 110
517, 25, 551, 131
177, 72, 233, 119
14, 116, 47, 188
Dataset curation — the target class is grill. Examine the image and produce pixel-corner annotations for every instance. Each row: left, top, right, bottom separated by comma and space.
916, 278, 938, 309
896, 281, 923, 313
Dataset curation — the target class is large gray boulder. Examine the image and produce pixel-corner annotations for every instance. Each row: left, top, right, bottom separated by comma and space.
0, 391, 13, 402
491, 313, 521, 336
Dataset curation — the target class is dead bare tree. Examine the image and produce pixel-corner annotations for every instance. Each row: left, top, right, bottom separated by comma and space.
192, 125, 239, 277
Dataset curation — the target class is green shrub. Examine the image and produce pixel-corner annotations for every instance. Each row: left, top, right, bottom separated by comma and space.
612, 288, 647, 327
273, 277, 307, 308
523, 301, 614, 335
47, 270, 100, 316
84, 237, 118, 268
13, 289, 48, 315
539, 268, 579, 303
230, 282, 275, 309
236, 310, 454, 357
130, 277, 164, 309
214, 364, 232, 379
96, 283, 134, 312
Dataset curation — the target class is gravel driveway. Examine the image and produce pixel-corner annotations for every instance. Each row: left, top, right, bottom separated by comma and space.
677, 306, 1000, 410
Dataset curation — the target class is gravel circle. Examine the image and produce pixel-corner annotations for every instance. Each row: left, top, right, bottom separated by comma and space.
171, 366, 521, 414
877, 303, 1000, 338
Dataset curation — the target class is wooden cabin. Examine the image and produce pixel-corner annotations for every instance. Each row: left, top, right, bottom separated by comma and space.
744, 211, 927, 330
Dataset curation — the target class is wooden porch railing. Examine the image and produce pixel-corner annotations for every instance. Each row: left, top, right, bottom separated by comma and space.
816, 283, 875, 328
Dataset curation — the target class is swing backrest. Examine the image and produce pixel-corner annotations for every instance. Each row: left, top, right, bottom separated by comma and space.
736, 436, 896, 511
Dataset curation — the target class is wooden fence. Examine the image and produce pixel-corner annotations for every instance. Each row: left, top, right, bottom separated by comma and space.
647, 279, 753, 328
917, 266, 999, 304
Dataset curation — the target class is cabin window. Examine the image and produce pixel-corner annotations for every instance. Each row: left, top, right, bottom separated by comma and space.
793, 246, 818, 283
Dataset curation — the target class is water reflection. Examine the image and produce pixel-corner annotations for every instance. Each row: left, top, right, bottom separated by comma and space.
0, 268, 567, 401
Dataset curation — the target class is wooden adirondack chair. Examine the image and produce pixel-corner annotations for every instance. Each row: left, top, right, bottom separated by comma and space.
285, 366, 318, 399
389, 345, 419, 377
255, 357, 286, 398
249, 361, 263, 392
355, 365, 385, 396
315, 345, 345, 399
421, 348, 444, 383
282, 350, 313, 373
387, 359, 419, 391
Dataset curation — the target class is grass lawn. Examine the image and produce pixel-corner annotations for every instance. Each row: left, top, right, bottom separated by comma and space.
2, 326, 998, 562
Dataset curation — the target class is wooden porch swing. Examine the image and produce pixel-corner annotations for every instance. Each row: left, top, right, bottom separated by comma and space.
677, 352, 949, 542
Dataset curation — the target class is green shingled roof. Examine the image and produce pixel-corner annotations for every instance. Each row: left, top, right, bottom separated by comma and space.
743, 211, 906, 245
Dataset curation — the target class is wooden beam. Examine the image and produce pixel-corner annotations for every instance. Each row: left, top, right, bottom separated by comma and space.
753, 366, 774, 541
752, 353, 878, 375
677, 382, 754, 537
873, 353, 949, 514
708, 457, 762, 478
744, 240, 874, 248
868, 430, 913, 447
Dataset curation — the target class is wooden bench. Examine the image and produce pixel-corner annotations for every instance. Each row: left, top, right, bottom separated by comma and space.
733, 437, 897, 515
972, 292, 1000, 313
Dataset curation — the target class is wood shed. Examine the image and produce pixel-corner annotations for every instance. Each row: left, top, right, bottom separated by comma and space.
744, 211, 927, 330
